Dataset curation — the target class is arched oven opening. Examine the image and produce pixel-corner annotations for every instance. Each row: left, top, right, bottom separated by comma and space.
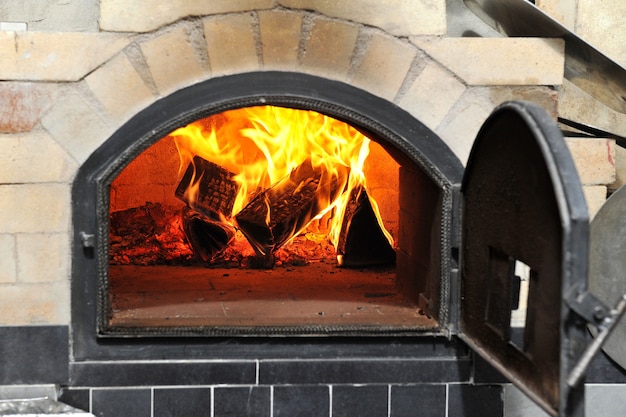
72, 72, 464, 344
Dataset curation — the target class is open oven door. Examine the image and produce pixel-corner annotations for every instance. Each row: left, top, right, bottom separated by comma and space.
459, 101, 591, 417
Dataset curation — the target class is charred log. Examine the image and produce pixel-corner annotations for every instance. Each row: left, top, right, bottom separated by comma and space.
181, 206, 235, 262
234, 159, 349, 259
175, 155, 239, 220
337, 186, 396, 267
110, 202, 195, 265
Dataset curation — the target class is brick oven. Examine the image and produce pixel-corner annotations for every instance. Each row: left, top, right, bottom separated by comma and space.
2, 1, 626, 417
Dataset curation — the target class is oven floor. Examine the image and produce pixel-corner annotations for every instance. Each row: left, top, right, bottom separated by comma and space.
108, 263, 437, 332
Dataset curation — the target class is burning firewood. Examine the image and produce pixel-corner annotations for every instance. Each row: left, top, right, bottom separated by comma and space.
234, 158, 349, 261
181, 206, 235, 262
109, 202, 195, 265
336, 186, 396, 267
175, 155, 239, 220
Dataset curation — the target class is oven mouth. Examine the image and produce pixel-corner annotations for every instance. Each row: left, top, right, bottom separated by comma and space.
72, 72, 463, 341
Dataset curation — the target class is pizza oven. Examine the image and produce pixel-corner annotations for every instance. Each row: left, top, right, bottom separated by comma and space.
3, 1, 626, 416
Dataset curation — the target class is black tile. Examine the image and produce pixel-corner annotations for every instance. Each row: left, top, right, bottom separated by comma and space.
58, 388, 91, 413
71, 361, 256, 386
447, 384, 503, 417
260, 358, 471, 385
273, 385, 330, 417
333, 385, 387, 417
214, 386, 270, 417
390, 385, 446, 417
0, 325, 69, 384
154, 388, 211, 417
92, 389, 151, 417
472, 354, 508, 384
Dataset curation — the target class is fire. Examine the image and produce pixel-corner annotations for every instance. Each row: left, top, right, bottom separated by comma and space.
169, 105, 393, 260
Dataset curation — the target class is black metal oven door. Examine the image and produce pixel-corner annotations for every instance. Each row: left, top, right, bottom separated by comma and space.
459, 101, 589, 417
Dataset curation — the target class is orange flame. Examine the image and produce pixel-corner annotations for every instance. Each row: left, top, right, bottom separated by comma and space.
169, 105, 392, 253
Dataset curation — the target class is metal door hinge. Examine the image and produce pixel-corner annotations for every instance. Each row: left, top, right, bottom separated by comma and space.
565, 283, 626, 387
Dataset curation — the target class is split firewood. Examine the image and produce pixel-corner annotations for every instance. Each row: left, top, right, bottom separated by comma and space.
235, 158, 349, 260
175, 155, 239, 220
181, 206, 235, 262
336, 186, 396, 267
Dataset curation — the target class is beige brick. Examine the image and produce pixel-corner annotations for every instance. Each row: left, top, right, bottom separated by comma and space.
351, 34, 416, 101
434, 88, 496, 164
86, 53, 155, 124
435, 86, 559, 164
0, 281, 70, 325
0, 83, 57, 133
0, 132, 78, 183
140, 26, 208, 96
259, 10, 303, 70
203, 14, 259, 76
398, 61, 466, 131
278, 0, 446, 36
0, 184, 69, 234
100, 0, 274, 32
535, 0, 576, 28
301, 18, 359, 81
17, 233, 70, 284
583, 185, 608, 220
0, 235, 17, 284
0, 31, 130, 82
565, 138, 615, 186
576, 0, 626, 68
558, 80, 626, 142
411, 38, 565, 85
611, 146, 626, 190
41, 87, 115, 164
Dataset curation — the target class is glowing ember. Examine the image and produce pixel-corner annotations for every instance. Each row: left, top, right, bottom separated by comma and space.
169, 105, 393, 260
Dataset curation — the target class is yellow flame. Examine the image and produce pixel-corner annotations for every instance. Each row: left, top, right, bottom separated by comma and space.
169, 105, 393, 250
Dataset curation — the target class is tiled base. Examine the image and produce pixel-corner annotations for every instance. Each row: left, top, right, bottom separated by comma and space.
58, 384, 503, 417
2, 326, 626, 417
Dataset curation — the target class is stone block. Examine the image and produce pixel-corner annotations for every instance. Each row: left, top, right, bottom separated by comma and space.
611, 146, 626, 191
259, 10, 303, 70
85, 53, 155, 124
0, 235, 17, 284
434, 88, 496, 164
17, 233, 70, 284
583, 185, 608, 220
0, 83, 57, 133
435, 86, 559, 164
576, 0, 626, 68
0, 281, 70, 325
140, 26, 208, 96
0, 132, 77, 183
0, 184, 70, 234
0, 0, 99, 32
100, 0, 274, 32
351, 33, 417, 101
300, 17, 359, 81
558, 79, 626, 144
565, 138, 615, 185
0, 31, 130, 81
411, 37, 565, 85
278, 0, 446, 36
399, 61, 467, 131
41, 87, 115, 164
203, 14, 259, 76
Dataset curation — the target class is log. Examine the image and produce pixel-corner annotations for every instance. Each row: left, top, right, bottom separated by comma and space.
109, 202, 195, 265
181, 206, 235, 262
175, 155, 239, 220
235, 158, 349, 258
336, 186, 396, 267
